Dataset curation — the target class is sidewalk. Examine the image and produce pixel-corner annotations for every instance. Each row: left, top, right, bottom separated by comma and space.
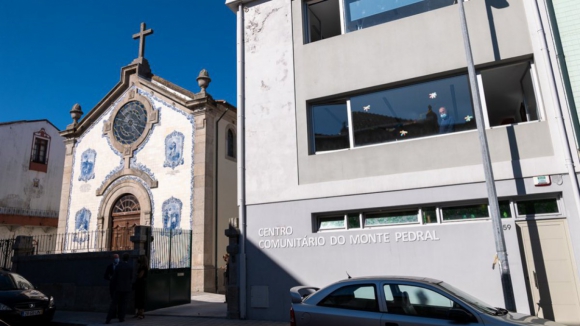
51, 293, 287, 326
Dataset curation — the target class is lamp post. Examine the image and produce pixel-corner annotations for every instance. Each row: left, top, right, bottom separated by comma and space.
457, 0, 516, 311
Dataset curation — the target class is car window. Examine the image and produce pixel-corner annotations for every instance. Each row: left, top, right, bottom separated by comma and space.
0, 275, 15, 290
384, 284, 473, 321
10, 273, 34, 290
319, 284, 379, 312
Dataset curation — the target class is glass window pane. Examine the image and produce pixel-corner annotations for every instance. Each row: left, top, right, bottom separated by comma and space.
442, 204, 489, 221
319, 216, 345, 230
422, 207, 437, 224
384, 283, 458, 318
499, 201, 511, 218
311, 103, 350, 152
516, 199, 559, 215
365, 210, 418, 226
481, 62, 538, 126
347, 213, 361, 229
344, 0, 455, 33
350, 75, 474, 147
306, 0, 341, 43
319, 284, 378, 312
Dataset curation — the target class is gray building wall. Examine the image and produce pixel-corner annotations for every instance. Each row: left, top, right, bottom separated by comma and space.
228, 0, 580, 321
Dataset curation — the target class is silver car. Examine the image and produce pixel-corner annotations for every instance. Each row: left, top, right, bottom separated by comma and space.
290, 276, 564, 326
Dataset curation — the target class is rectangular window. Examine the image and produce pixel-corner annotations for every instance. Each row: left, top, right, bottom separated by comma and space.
305, 0, 342, 43
441, 204, 489, 221
516, 198, 559, 216
32, 138, 48, 164
310, 101, 350, 152
347, 213, 361, 229
343, 0, 455, 33
421, 207, 437, 224
310, 74, 476, 153
481, 62, 539, 126
319, 216, 346, 230
364, 210, 418, 226
304, 0, 455, 43
350, 75, 474, 147
499, 201, 512, 218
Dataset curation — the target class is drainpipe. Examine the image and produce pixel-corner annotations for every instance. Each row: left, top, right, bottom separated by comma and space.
532, 0, 580, 238
236, 2, 248, 319
214, 107, 229, 293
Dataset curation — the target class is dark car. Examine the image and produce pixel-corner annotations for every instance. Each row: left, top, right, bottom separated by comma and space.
0, 270, 55, 325
290, 276, 565, 326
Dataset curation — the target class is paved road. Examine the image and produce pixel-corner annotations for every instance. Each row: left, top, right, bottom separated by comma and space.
51, 293, 287, 326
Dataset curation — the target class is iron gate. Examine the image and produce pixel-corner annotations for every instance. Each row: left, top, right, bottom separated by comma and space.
0, 239, 15, 270
146, 228, 192, 311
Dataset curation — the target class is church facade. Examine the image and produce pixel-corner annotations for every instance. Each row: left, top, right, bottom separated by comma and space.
57, 24, 237, 292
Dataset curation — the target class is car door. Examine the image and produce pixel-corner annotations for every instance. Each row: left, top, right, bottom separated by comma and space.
309, 283, 383, 326
381, 283, 481, 326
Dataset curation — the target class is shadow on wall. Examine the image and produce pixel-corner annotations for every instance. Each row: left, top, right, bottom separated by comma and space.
244, 240, 301, 322
12, 251, 133, 313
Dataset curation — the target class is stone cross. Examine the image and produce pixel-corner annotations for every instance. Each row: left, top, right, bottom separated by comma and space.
132, 22, 154, 59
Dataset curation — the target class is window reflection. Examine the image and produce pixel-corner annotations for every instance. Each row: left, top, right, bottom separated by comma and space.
311, 102, 350, 152
350, 75, 475, 147
343, 0, 455, 33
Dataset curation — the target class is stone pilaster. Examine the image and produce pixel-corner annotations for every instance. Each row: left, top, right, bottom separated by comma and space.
57, 138, 77, 234
191, 108, 218, 293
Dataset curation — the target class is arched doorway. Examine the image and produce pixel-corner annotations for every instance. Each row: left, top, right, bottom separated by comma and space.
110, 194, 140, 250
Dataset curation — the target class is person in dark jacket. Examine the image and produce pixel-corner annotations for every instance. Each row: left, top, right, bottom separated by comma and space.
106, 253, 133, 324
133, 255, 148, 319
103, 254, 119, 299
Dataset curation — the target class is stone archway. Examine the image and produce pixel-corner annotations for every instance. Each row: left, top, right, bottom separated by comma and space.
98, 177, 152, 250
111, 194, 140, 250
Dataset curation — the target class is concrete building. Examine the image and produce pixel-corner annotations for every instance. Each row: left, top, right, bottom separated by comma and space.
226, 0, 580, 324
57, 23, 237, 293
0, 120, 63, 239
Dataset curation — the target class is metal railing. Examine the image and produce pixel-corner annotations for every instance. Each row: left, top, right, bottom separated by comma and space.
30, 227, 136, 254
150, 228, 192, 269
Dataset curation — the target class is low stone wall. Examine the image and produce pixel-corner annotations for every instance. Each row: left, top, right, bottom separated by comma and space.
12, 250, 134, 312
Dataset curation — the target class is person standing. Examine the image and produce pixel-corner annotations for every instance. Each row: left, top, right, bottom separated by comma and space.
103, 254, 120, 299
438, 107, 455, 134
133, 256, 148, 319
106, 253, 133, 324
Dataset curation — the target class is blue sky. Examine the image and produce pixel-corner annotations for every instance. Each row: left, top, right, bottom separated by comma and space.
0, 1, 237, 131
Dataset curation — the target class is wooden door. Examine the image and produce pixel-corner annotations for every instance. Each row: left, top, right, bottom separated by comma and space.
111, 194, 140, 250
517, 219, 580, 325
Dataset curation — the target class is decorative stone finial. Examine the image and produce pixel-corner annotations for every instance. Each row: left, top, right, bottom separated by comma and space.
70, 103, 83, 125
197, 69, 211, 93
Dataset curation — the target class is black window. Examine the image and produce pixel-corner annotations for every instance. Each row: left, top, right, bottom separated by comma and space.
319, 284, 379, 312
227, 129, 236, 159
31, 138, 48, 164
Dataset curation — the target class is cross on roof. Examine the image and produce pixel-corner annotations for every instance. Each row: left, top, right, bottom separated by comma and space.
132, 22, 154, 59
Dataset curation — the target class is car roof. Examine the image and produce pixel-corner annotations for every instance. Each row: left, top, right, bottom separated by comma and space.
335, 276, 443, 285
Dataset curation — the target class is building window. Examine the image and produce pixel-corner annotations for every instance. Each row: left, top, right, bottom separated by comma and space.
364, 209, 419, 227
480, 62, 540, 126
227, 129, 237, 159
314, 197, 559, 232
304, 0, 455, 43
29, 128, 51, 173
310, 101, 350, 152
309, 62, 540, 154
310, 74, 475, 153
516, 198, 559, 216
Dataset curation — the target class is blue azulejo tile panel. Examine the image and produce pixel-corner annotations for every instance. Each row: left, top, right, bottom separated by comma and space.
73, 208, 91, 243
78, 149, 96, 182
163, 131, 185, 169
162, 197, 182, 230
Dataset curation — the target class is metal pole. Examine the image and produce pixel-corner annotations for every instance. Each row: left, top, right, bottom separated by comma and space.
457, 0, 516, 311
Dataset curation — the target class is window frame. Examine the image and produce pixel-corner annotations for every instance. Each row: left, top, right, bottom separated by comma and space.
226, 126, 237, 161
29, 128, 51, 173
308, 61, 542, 155
313, 196, 561, 232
